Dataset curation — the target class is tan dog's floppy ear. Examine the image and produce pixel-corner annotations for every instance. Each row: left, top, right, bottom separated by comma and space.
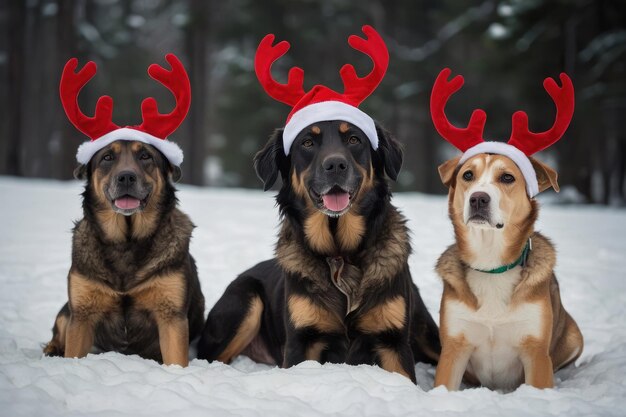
438, 156, 461, 188
530, 156, 559, 193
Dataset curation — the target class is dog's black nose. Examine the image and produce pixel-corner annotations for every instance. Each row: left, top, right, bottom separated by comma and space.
322, 155, 348, 173
469, 192, 490, 210
117, 171, 137, 186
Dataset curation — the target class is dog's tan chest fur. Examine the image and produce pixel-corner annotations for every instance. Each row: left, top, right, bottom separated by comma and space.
444, 267, 544, 390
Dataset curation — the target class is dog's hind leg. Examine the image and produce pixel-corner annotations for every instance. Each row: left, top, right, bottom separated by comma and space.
198, 276, 264, 364
410, 283, 441, 365
43, 303, 70, 357
552, 314, 583, 371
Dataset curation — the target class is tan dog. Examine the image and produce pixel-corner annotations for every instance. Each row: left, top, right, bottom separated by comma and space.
429, 69, 583, 391
434, 154, 583, 391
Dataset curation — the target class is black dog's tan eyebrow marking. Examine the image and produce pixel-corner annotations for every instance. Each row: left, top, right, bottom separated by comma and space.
310, 125, 321, 135
131, 142, 144, 153
339, 122, 350, 133
110, 142, 122, 154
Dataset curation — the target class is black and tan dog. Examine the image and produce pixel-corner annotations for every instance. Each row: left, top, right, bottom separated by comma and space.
43, 141, 205, 366
198, 121, 440, 382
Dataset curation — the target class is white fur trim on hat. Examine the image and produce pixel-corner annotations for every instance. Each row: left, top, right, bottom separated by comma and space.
459, 141, 539, 197
75, 128, 184, 166
282, 101, 378, 155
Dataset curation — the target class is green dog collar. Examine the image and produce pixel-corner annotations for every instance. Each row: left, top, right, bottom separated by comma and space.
473, 239, 532, 274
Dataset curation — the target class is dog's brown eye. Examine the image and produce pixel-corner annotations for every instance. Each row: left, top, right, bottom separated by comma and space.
348, 136, 361, 145
462, 171, 473, 181
102, 154, 113, 162
302, 139, 313, 148
139, 152, 152, 160
501, 173, 515, 183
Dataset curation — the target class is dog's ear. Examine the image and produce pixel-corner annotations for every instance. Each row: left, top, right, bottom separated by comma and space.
530, 156, 559, 193
254, 129, 287, 191
438, 156, 461, 188
168, 164, 182, 183
73, 164, 88, 181
375, 124, 403, 181
153, 148, 182, 183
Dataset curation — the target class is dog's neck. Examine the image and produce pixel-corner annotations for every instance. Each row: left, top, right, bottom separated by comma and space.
92, 210, 160, 243
458, 226, 533, 271
82, 180, 176, 244
278, 180, 391, 257
301, 210, 366, 256
82, 199, 158, 244
276, 201, 410, 291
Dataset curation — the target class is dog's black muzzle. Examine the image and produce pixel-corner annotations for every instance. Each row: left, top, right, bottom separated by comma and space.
106, 170, 152, 215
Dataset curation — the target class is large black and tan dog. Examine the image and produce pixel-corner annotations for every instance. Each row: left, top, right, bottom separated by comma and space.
43, 141, 205, 366
198, 121, 440, 382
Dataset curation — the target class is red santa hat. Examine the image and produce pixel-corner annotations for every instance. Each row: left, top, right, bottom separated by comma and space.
60, 54, 191, 166
430, 68, 575, 197
254, 25, 389, 155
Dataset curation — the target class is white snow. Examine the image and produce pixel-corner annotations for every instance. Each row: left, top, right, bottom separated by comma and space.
1, 176, 625, 417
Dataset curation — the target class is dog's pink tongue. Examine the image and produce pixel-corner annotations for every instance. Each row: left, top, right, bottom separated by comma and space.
322, 192, 350, 212
114, 196, 140, 210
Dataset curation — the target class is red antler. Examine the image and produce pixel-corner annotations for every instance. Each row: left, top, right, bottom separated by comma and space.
430, 68, 486, 152
137, 54, 191, 138
59, 58, 119, 139
508, 73, 574, 155
255, 26, 389, 109
255, 35, 306, 106
340, 25, 389, 106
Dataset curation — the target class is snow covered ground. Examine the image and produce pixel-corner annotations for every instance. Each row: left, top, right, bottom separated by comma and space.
1, 176, 625, 417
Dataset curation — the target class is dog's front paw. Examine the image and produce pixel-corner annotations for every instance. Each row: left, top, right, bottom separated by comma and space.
42, 340, 64, 357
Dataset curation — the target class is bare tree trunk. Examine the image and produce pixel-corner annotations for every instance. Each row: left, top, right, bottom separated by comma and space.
56, 0, 79, 178
3, 0, 26, 176
0, 0, 78, 180
559, 16, 593, 201
48, 0, 78, 179
183, 0, 211, 185
18, 1, 43, 177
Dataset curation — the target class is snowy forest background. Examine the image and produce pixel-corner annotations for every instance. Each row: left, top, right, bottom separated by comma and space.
1, 0, 625, 204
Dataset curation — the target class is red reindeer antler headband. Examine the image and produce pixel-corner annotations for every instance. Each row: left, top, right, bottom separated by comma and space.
60, 54, 191, 166
255, 25, 389, 155
430, 68, 574, 196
